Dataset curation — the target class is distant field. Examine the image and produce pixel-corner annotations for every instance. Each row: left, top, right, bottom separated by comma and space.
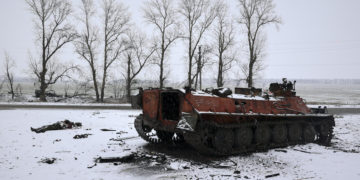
1, 80, 359, 105
296, 83, 360, 105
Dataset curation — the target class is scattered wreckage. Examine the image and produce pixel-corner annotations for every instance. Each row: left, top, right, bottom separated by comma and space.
134, 79, 335, 155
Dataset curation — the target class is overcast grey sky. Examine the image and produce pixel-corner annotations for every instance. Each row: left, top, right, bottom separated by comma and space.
1, 0, 360, 82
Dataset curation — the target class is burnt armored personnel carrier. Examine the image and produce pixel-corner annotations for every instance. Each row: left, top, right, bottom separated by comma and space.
134, 79, 335, 155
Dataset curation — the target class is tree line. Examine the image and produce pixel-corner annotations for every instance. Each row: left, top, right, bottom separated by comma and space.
2, 0, 281, 102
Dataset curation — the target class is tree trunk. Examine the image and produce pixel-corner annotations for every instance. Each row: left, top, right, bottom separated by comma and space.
39, 76, 47, 102
40, 19, 47, 102
91, 67, 100, 102
247, 42, 255, 88
8, 79, 14, 100
248, 61, 254, 88
100, 68, 106, 102
196, 50, 201, 90
187, 33, 192, 88
126, 78, 131, 103
159, 30, 166, 89
101, 35, 108, 102
217, 53, 223, 87
199, 67, 202, 90
194, 74, 198, 90
159, 54, 164, 89
126, 55, 132, 102
10, 84, 14, 100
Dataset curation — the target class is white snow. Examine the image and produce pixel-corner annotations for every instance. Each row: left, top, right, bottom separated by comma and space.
0, 109, 360, 180
308, 104, 360, 109
191, 90, 280, 101
229, 93, 278, 101
0, 102, 131, 107
191, 90, 215, 97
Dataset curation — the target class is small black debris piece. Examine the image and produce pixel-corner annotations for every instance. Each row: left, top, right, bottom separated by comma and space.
221, 175, 231, 177
31, 120, 82, 133
53, 139, 61, 143
97, 153, 136, 163
96, 152, 168, 165
116, 131, 128, 134
109, 138, 124, 142
40, 158, 56, 164
100, 129, 116, 132
293, 149, 320, 154
87, 163, 97, 169
274, 149, 287, 153
183, 166, 190, 169
265, 173, 280, 178
73, 134, 92, 139
234, 170, 241, 174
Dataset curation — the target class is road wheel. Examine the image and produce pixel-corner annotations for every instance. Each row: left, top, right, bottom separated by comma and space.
288, 124, 302, 142
303, 125, 316, 143
213, 128, 234, 154
319, 122, 332, 145
320, 123, 331, 137
234, 127, 253, 148
272, 125, 287, 144
255, 125, 271, 145
156, 130, 174, 142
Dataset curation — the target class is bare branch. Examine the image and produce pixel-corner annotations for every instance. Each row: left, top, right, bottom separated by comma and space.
26, 0, 77, 101
74, 0, 101, 101
3, 51, 15, 99
237, 0, 281, 87
213, 1, 237, 87
122, 29, 156, 101
100, 0, 130, 101
179, 0, 216, 87
144, 0, 180, 88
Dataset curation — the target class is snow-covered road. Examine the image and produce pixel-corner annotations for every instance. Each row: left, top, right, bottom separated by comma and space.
0, 109, 359, 180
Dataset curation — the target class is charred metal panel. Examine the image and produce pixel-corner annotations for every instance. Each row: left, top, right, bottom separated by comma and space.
184, 93, 237, 113
142, 90, 160, 125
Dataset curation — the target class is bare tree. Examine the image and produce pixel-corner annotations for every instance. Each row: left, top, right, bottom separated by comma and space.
100, 0, 130, 102
194, 45, 212, 90
144, 0, 180, 88
15, 84, 23, 97
179, 0, 216, 88
4, 52, 15, 100
237, 0, 281, 87
110, 79, 123, 100
26, 0, 78, 101
63, 81, 70, 97
213, 2, 236, 88
122, 31, 156, 102
0, 78, 4, 94
75, 0, 101, 101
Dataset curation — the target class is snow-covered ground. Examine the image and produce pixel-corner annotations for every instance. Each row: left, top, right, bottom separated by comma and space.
0, 109, 359, 180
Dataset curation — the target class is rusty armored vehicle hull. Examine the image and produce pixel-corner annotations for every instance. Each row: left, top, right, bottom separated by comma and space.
134, 80, 335, 155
